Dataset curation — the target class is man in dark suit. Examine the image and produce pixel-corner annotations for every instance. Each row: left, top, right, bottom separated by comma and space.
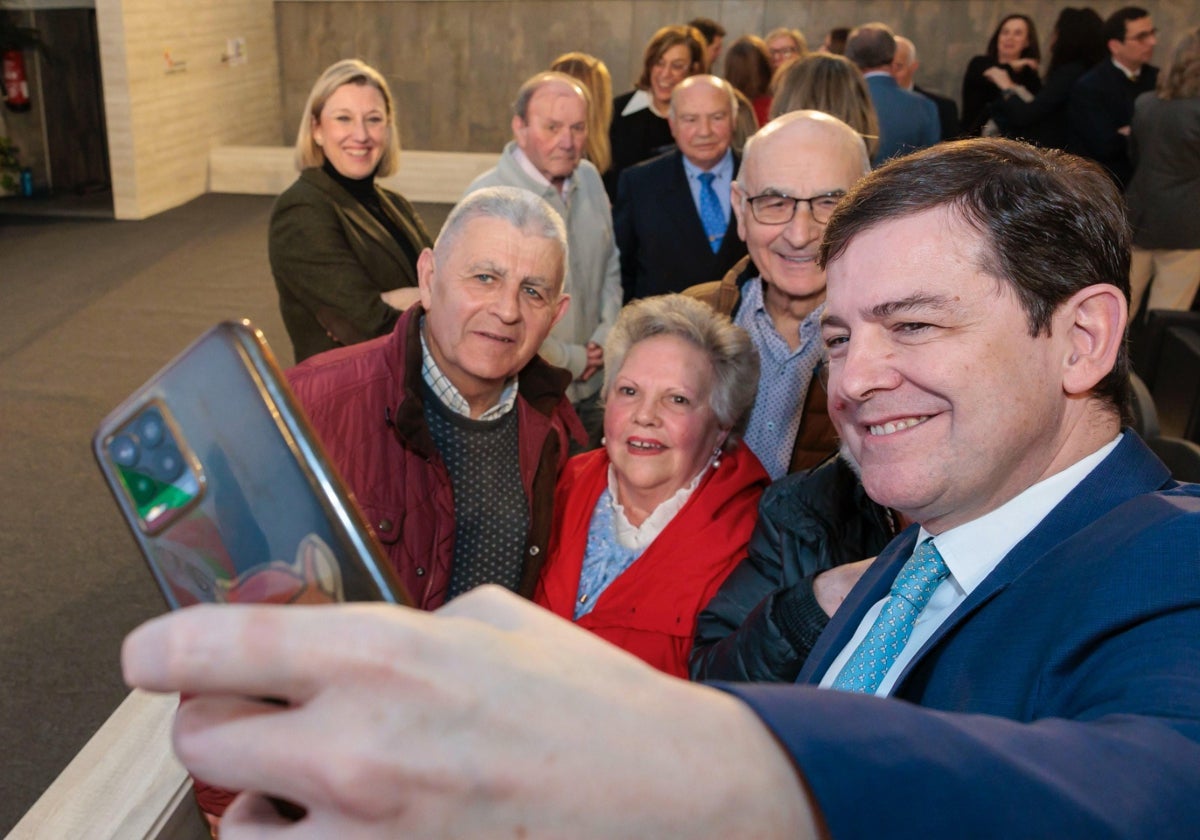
894, 35, 959, 141
1069, 6, 1159, 187
846, 22, 940, 165
614, 74, 748, 302
122, 141, 1200, 839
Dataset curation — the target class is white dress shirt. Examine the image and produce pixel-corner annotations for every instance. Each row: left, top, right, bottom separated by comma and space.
820, 434, 1123, 695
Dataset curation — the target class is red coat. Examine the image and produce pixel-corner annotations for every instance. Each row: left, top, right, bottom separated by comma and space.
535, 445, 768, 678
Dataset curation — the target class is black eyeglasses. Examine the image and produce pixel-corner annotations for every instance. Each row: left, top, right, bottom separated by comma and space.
745, 191, 846, 225
1126, 27, 1157, 43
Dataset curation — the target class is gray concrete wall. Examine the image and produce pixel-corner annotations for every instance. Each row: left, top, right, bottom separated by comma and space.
273, 0, 1195, 153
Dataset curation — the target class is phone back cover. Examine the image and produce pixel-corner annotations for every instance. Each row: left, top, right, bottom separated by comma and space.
94, 321, 407, 608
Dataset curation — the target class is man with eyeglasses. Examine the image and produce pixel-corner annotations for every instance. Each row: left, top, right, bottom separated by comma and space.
1069, 6, 1159, 187
686, 110, 871, 480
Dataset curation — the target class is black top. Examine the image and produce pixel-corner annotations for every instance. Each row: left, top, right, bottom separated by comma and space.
960, 55, 1043, 136
322, 159, 420, 269
604, 90, 676, 201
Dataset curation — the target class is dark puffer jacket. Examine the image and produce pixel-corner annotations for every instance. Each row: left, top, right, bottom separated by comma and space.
689, 456, 896, 682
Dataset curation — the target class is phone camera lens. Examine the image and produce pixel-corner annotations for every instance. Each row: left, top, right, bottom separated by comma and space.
138, 410, 166, 448
110, 435, 139, 467
128, 472, 157, 506
154, 445, 184, 482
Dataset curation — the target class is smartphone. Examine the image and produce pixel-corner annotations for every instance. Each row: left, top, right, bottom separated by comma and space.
94, 320, 409, 608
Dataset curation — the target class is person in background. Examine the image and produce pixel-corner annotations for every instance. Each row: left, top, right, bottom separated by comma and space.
893, 35, 960, 142
689, 16, 726, 70
845, 23, 939, 164
961, 14, 1042, 136
765, 27, 808, 70
821, 26, 850, 55
1069, 5, 1160, 187
535, 294, 766, 678
770, 52, 880, 160
730, 88, 761, 153
724, 35, 775, 127
983, 8, 1106, 152
615, 75, 747, 301
1126, 26, 1200, 315
466, 73, 622, 450
606, 25, 706, 199
684, 111, 871, 479
551, 52, 613, 176
270, 59, 433, 363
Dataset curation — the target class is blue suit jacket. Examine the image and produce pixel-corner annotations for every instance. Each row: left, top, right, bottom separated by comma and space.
723, 432, 1200, 838
866, 74, 941, 165
614, 149, 747, 302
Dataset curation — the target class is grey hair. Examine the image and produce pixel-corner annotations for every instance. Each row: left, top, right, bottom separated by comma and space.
437, 186, 569, 295
512, 71, 590, 120
603, 294, 760, 450
668, 74, 739, 123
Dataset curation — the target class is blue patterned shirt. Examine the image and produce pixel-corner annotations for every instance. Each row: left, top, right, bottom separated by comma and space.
734, 279, 825, 480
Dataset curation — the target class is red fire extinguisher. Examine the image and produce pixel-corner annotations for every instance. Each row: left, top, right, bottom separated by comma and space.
3, 50, 31, 112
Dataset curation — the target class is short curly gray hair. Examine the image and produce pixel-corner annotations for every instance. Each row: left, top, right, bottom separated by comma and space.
603, 294, 759, 450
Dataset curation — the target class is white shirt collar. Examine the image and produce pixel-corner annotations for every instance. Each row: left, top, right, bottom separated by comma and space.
419, 320, 518, 421
606, 461, 710, 550
923, 434, 1123, 596
511, 144, 573, 198
621, 88, 667, 118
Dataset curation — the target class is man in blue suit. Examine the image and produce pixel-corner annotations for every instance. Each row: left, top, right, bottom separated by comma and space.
121, 140, 1199, 838
847, 22, 940, 165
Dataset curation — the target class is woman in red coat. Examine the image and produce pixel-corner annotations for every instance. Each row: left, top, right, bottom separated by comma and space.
536, 295, 767, 678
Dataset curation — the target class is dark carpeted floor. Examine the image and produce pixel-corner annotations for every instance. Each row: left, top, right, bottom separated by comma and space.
0, 193, 451, 834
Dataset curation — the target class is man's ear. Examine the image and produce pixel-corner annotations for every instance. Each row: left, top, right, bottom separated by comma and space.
416, 248, 436, 311
550, 291, 571, 332
511, 114, 527, 146
730, 181, 748, 242
1059, 283, 1127, 396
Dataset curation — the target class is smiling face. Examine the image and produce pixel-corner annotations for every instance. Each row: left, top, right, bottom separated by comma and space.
650, 44, 695, 111
732, 117, 867, 318
418, 216, 569, 417
312, 83, 389, 179
604, 334, 726, 517
820, 206, 1078, 533
669, 78, 734, 169
513, 82, 587, 184
996, 17, 1030, 63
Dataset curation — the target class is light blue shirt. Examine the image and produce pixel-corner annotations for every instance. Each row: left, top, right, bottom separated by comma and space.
681, 149, 734, 223
734, 279, 825, 480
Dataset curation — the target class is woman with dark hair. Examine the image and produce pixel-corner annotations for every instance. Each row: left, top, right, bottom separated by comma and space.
1126, 27, 1200, 314
605, 25, 705, 198
961, 14, 1042, 135
983, 8, 1106, 151
269, 59, 433, 363
724, 35, 774, 126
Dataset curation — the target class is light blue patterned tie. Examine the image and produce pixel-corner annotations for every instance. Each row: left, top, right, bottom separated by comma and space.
831, 539, 949, 694
698, 172, 725, 253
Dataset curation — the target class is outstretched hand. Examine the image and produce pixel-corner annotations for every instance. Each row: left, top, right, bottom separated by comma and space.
122, 587, 815, 838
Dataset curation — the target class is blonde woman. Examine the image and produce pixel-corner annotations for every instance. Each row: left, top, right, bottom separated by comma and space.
270, 59, 432, 363
551, 51, 614, 175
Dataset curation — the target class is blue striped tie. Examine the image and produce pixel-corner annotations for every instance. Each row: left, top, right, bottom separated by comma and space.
831, 539, 949, 694
698, 172, 725, 253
